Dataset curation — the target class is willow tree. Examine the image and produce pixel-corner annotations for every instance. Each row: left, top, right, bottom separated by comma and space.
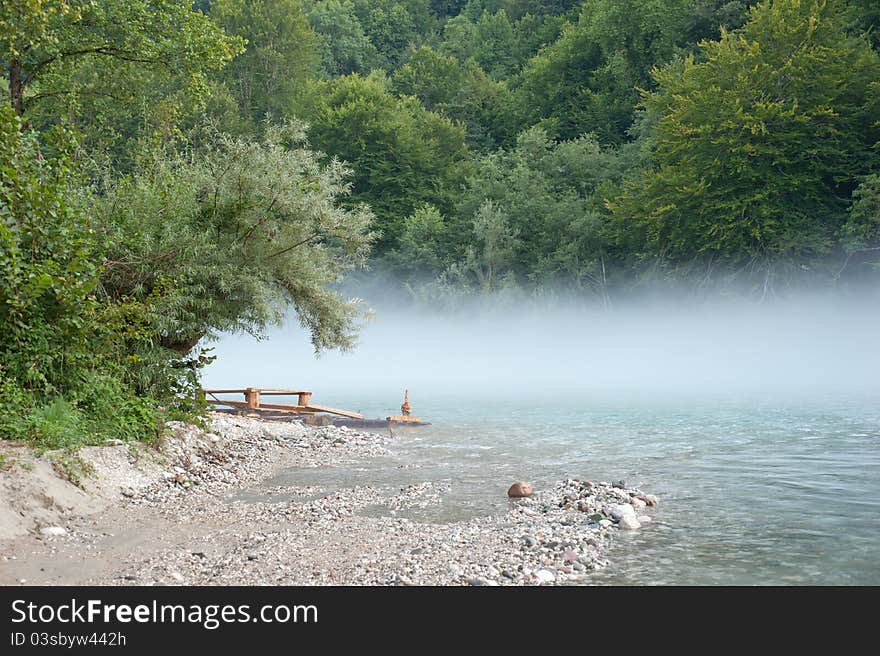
98, 123, 375, 355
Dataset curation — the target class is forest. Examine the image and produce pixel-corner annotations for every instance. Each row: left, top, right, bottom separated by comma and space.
1, 0, 878, 449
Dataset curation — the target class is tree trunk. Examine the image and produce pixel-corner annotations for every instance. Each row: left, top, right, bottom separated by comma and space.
9, 59, 24, 117
160, 333, 204, 355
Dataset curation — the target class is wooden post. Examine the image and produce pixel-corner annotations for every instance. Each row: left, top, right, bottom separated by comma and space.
195, 389, 206, 405
297, 392, 312, 407
245, 387, 261, 410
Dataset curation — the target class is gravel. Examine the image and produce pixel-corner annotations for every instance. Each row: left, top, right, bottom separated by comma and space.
0, 412, 660, 586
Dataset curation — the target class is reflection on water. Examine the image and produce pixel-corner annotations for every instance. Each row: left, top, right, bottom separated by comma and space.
252, 392, 880, 585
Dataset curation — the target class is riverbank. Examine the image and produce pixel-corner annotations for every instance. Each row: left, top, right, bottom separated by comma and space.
0, 412, 657, 586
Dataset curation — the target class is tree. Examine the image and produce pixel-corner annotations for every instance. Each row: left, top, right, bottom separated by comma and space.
97, 122, 375, 354
305, 0, 382, 77
841, 173, 880, 269
611, 0, 880, 268
0, 103, 167, 446
211, 0, 319, 126
0, 104, 98, 391
383, 203, 450, 279
0, 0, 242, 120
294, 73, 469, 252
516, 0, 696, 143
349, 0, 433, 70
392, 45, 516, 148
449, 126, 636, 293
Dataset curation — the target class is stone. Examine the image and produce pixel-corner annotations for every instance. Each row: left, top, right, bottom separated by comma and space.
610, 504, 637, 522
508, 481, 534, 498
39, 527, 66, 537
535, 569, 556, 584
612, 480, 626, 489
599, 519, 613, 529
170, 572, 185, 583
630, 497, 647, 508
637, 494, 658, 506
618, 515, 641, 530
637, 515, 652, 524
563, 549, 579, 563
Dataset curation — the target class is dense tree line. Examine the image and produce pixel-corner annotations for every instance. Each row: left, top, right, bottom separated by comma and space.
1, 0, 878, 447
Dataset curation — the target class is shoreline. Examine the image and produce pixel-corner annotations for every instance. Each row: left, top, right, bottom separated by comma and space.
0, 412, 657, 586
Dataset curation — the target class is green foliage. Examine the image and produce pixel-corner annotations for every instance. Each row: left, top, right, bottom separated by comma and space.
295, 72, 469, 252
347, 0, 435, 71
383, 203, 450, 279
516, 0, 697, 143
306, 0, 382, 77
97, 122, 375, 353
392, 46, 516, 148
0, 104, 98, 391
211, 0, 319, 127
0, 103, 163, 447
1, 0, 243, 163
842, 173, 880, 253
611, 0, 880, 267
449, 125, 638, 292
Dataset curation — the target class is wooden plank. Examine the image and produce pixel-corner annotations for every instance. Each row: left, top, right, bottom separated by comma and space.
206, 399, 250, 408
304, 404, 364, 419
201, 389, 248, 394
205, 393, 363, 419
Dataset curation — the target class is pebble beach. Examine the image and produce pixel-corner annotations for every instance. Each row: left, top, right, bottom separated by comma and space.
0, 412, 657, 586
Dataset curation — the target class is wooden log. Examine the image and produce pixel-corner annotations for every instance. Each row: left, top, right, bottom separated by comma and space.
245, 387, 261, 410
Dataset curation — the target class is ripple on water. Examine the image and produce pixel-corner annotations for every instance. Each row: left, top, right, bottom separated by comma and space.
248, 395, 880, 585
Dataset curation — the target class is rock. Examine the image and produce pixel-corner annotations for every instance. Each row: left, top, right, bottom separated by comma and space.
610, 504, 637, 522
169, 572, 185, 583
630, 497, 647, 508
39, 526, 67, 537
469, 577, 490, 586
612, 480, 626, 489
508, 481, 534, 498
521, 535, 537, 547
563, 549, 579, 563
645, 494, 659, 506
637, 515, 652, 524
618, 515, 641, 530
599, 519, 613, 529
535, 569, 556, 584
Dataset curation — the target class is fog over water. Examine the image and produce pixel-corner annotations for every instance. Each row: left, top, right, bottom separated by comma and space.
203, 292, 880, 404
202, 290, 880, 584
